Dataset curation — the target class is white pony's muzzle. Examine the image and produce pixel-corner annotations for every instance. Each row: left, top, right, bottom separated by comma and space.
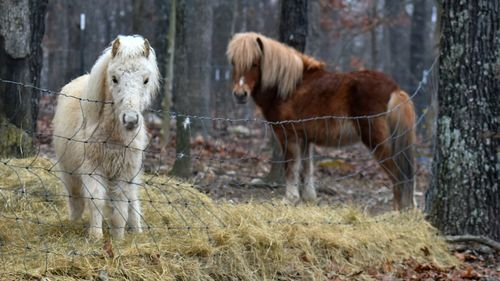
121, 111, 139, 130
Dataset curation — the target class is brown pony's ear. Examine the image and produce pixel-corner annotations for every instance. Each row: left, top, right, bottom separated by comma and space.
256, 37, 264, 52
143, 39, 151, 57
112, 38, 120, 58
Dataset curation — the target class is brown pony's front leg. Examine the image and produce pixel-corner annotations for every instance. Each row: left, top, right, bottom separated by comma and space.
300, 143, 317, 203
282, 141, 301, 205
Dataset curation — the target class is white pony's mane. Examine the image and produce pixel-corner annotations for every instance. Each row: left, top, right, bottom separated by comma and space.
82, 35, 160, 126
227, 32, 325, 99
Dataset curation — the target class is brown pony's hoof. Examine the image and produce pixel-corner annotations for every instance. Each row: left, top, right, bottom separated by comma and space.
302, 189, 317, 204
282, 195, 300, 206
302, 197, 318, 205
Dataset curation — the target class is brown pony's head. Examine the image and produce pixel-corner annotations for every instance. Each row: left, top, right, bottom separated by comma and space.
226, 33, 264, 104
227, 32, 313, 104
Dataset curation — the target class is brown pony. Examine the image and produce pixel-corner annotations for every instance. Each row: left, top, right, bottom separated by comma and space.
226, 32, 416, 210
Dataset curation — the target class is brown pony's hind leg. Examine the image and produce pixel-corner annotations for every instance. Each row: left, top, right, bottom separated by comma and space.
359, 117, 415, 211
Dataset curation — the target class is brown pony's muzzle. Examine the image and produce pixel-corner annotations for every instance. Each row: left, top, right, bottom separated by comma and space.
233, 90, 248, 104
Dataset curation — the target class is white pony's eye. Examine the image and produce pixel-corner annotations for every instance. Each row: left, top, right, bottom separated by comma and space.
144, 78, 149, 85
112, 76, 118, 84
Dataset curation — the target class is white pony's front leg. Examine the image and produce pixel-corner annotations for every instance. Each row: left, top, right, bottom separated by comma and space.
301, 144, 317, 203
127, 184, 142, 233
284, 143, 301, 205
61, 173, 85, 221
109, 182, 131, 240
82, 175, 106, 239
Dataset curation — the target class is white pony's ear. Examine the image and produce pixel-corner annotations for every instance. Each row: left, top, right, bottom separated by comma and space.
143, 39, 150, 58
112, 38, 120, 58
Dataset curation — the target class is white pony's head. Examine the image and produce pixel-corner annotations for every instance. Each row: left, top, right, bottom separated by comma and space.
85, 35, 160, 132
108, 35, 159, 130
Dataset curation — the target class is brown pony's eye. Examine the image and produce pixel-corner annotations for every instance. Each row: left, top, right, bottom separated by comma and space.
112, 76, 118, 84
144, 78, 149, 85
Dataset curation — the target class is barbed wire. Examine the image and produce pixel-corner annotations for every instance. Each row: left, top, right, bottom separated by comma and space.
0, 57, 439, 279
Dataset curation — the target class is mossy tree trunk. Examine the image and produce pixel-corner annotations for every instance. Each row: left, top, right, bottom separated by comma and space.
425, 0, 500, 241
0, 0, 48, 158
265, 0, 308, 184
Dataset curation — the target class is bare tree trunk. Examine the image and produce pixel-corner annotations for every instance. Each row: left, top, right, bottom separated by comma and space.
409, 0, 429, 118
265, 0, 308, 185
305, 0, 321, 57
171, 0, 213, 177
279, 0, 308, 50
161, 0, 176, 145
150, 0, 170, 112
425, 0, 500, 241
0, 0, 48, 157
170, 0, 191, 178
370, 0, 379, 69
383, 0, 410, 90
210, 0, 235, 120
174, 0, 212, 136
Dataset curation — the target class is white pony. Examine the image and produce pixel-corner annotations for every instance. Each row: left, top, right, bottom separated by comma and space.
53, 35, 160, 239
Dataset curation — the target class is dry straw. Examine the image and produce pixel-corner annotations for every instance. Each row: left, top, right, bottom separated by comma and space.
0, 157, 456, 280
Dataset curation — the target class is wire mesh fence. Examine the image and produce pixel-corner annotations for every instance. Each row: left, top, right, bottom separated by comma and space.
0, 59, 441, 279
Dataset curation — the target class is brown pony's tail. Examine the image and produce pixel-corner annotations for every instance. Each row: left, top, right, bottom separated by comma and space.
387, 90, 416, 210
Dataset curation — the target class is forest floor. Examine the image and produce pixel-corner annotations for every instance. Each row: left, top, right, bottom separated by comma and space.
34, 105, 500, 280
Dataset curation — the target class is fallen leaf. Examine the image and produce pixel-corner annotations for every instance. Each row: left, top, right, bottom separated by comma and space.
460, 266, 481, 279
103, 240, 114, 258
420, 246, 430, 256
454, 252, 466, 262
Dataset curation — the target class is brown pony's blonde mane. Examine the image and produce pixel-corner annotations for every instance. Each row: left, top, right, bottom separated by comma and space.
227, 32, 325, 99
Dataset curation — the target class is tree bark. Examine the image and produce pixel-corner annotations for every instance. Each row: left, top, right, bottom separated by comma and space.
279, 0, 308, 51
370, 1, 379, 69
0, 0, 48, 157
265, 0, 308, 184
425, 0, 500, 241
171, 0, 214, 178
305, 0, 321, 57
181, 0, 212, 135
149, 0, 170, 111
210, 0, 235, 119
161, 0, 176, 145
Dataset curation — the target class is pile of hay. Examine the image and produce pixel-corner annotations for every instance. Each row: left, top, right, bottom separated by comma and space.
0, 157, 456, 280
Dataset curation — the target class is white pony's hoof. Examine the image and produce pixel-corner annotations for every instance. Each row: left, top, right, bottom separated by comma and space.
88, 228, 103, 240
128, 226, 143, 233
111, 229, 125, 240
